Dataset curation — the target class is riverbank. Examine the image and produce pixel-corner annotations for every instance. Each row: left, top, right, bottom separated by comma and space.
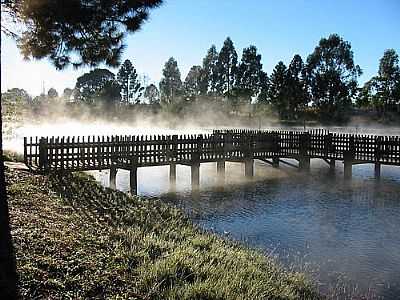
5, 165, 320, 299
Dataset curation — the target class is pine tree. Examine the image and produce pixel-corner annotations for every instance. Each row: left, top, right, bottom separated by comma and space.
159, 57, 182, 105
285, 54, 309, 119
117, 59, 144, 104
144, 84, 160, 105
200, 45, 219, 96
236, 45, 263, 103
184, 65, 202, 101
268, 61, 289, 119
216, 37, 238, 98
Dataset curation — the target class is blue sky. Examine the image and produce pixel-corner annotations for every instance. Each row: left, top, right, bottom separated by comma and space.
1, 0, 400, 96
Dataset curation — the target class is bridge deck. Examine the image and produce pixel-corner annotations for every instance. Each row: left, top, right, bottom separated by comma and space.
24, 129, 400, 173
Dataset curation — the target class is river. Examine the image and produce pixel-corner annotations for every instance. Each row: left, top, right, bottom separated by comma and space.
92, 158, 400, 299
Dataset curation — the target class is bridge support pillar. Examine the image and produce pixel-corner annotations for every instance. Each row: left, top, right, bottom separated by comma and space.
110, 166, 117, 189
329, 159, 336, 173
130, 167, 137, 195
245, 159, 254, 178
344, 161, 352, 179
343, 150, 354, 180
299, 156, 310, 172
217, 160, 225, 184
191, 162, 200, 190
272, 156, 279, 168
374, 162, 381, 179
170, 163, 176, 189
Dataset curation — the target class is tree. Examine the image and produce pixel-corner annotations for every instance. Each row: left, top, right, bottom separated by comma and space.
96, 81, 121, 114
1, 2, 163, 298
47, 88, 58, 99
159, 57, 182, 105
184, 65, 202, 101
285, 54, 309, 119
375, 49, 400, 113
216, 37, 238, 98
236, 45, 264, 104
62, 88, 74, 101
268, 61, 290, 119
1, 88, 31, 103
117, 59, 144, 104
2, 0, 163, 69
144, 84, 160, 105
306, 34, 362, 122
199, 45, 219, 96
75, 69, 117, 104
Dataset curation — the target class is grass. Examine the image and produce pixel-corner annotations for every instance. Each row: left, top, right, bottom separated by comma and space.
6, 167, 321, 299
3, 150, 24, 163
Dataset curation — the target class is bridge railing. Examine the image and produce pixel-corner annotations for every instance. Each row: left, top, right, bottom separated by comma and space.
24, 130, 400, 173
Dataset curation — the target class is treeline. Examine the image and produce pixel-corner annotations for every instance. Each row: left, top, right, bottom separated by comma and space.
3, 33, 400, 123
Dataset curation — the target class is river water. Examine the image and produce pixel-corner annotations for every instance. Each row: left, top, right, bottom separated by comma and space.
5, 122, 400, 298
91, 158, 400, 299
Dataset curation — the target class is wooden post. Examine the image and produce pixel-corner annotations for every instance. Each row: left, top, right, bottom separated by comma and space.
191, 162, 200, 190
329, 159, 336, 173
23, 137, 27, 165
299, 133, 310, 172
39, 137, 49, 173
170, 162, 176, 189
374, 162, 381, 179
217, 160, 225, 184
110, 166, 117, 189
344, 136, 355, 180
130, 156, 138, 195
245, 159, 254, 177
244, 133, 254, 178
272, 156, 279, 168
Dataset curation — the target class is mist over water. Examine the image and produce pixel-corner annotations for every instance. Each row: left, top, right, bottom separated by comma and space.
91, 159, 400, 299
4, 117, 400, 299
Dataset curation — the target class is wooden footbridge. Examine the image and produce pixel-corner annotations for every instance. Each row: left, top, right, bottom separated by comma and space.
24, 129, 400, 194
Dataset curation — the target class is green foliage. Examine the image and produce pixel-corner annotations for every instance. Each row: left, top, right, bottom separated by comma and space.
285, 55, 309, 119
236, 45, 264, 104
200, 45, 219, 96
2, 0, 163, 69
47, 88, 58, 99
75, 68, 120, 104
144, 84, 160, 105
184, 65, 202, 101
268, 61, 289, 118
7, 168, 320, 299
356, 49, 400, 117
159, 57, 182, 105
216, 37, 238, 98
306, 34, 362, 122
117, 59, 144, 104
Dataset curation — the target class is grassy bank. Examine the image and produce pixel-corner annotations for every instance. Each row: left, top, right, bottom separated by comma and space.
6, 166, 320, 299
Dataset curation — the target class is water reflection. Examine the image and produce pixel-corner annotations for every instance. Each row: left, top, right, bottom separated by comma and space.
91, 160, 400, 299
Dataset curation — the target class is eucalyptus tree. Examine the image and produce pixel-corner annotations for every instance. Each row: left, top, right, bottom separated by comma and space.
306, 34, 362, 122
